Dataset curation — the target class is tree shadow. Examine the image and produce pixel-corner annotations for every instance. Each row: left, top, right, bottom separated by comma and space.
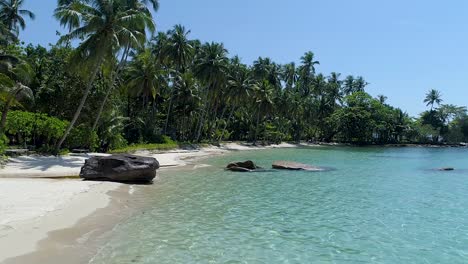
7, 155, 88, 172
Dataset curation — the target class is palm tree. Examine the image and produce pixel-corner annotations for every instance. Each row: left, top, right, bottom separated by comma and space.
125, 48, 166, 105
90, 0, 159, 132
0, 60, 33, 132
298, 51, 319, 96
193, 42, 228, 142
300, 51, 320, 75
354, 76, 368, 92
89, 0, 160, 134
424, 89, 443, 111
282, 62, 297, 90
131, 0, 159, 12
377, 95, 388, 104
162, 24, 194, 134
218, 64, 255, 141
54, 0, 155, 151
343, 75, 355, 95
172, 71, 200, 141
252, 57, 281, 89
0, 21, 16, 45
327, 72, 343, 104
163, 25, 194, 72
343, 75, 368, 95
253, 80, 274, 144
0, 0, 35, 35
152, 31, 169, 64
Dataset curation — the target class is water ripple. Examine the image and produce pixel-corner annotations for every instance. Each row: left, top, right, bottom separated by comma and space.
91, 147, 468, 264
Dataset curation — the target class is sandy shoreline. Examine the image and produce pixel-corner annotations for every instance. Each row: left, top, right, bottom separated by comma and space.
0, 142, 301, 262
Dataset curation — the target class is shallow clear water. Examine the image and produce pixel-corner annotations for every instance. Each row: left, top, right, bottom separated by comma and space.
91, 147, 468, 263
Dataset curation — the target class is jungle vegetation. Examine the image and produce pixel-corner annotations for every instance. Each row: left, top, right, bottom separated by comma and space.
1, 0, 467, 154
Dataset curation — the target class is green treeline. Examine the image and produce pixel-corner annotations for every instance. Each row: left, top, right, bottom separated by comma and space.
1, 0, 468, 154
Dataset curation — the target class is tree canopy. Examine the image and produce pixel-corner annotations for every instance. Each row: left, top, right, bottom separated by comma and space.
0, 0, 467, 154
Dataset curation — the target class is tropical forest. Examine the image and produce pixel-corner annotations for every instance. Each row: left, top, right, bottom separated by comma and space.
1, 0, 468, 154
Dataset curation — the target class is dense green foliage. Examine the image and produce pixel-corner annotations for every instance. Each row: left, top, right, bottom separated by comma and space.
5, 110, 68, 150
0, 0, 467, 154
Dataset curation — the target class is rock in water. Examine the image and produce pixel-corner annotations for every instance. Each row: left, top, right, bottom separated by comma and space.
272, 161, 325, 171
226, 160, 259, 172
80, 154, 159, 183
439, 167, 455, 171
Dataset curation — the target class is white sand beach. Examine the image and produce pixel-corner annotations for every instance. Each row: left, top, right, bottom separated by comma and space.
0, 180, 120, 261
0, 142, 301, 262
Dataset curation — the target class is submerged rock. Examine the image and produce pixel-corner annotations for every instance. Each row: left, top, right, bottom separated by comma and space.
272, 161, 326, 171
226, 160, 260, 172
439, 167, 455, 171
80, 154, 159, 183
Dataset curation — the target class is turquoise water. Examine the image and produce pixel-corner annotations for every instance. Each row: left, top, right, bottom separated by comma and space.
91, 147, 468, 263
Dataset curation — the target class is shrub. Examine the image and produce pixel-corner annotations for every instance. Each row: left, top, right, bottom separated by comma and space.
66, 124, 99, 151
5, 111, 68, 149
108, 136, 178, 154
0, 134, 8, 154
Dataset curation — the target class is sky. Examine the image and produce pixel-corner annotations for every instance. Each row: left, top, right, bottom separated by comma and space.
21, 0, 468, 117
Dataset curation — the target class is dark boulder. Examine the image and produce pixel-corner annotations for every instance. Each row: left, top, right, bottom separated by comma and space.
80, 154, 159, 183
272, 161, 326, 171
227, 160, 259, 172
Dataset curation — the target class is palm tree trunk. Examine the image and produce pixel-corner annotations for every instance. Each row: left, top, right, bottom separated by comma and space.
210, 103, 227, 142
127, 95, 131, 117
0, 97, 13, 133
195, 89, 211, 142
91, 75, 113, 132
56, 60, 102, 152
195, 103, 209, 143
218, 106, 236, 142
163, 92, 174, 135
91, 47, 129, 132
253, 105, 261, 145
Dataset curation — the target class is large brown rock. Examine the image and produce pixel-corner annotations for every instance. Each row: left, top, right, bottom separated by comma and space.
80, 154, 159, 183
272, 161, 325, 171
226, 160, 259, 172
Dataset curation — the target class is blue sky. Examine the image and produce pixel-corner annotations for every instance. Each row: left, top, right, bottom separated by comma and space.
21, 0, 468, 116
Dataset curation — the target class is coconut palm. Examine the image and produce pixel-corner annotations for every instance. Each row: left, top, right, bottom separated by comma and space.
130, 0, 159, 12
424, 89, 443, 111
297, 51, 319, 96
300, 51, 320, 75
343, 75, 355, 95
54, 0, 155, 151
327, 72, 343, 104
125, 48, 166, 105
0, 61, 33, 132
193, 42, 228, 141
163, 25, 194, 72
252, 57, 280, 87
282, 62, 297, 90
0, 0, 35, 35
343, 75, 367, 95
91, 0, 160, 132
378, 95, 388, 104
152, 31, 169, 64
0, 21, 16, 45
253, 80, 274, 144
162, 24, 194, 134
171, 71, 200, 141
354, 76, 368, 92
218, 64, 256, 141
